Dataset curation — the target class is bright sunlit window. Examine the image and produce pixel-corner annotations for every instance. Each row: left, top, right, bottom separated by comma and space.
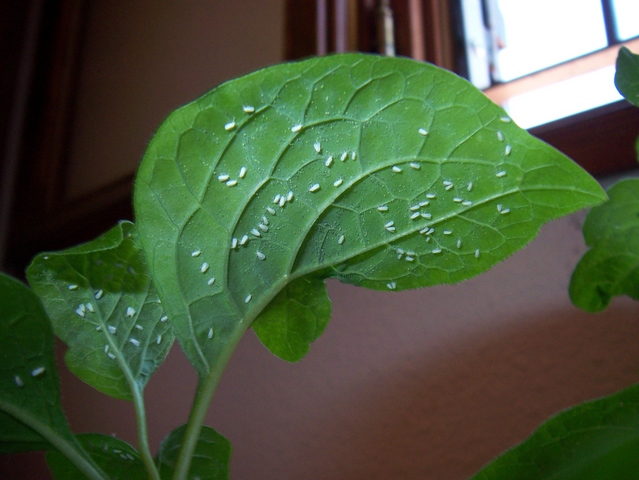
460, 0, 639, 128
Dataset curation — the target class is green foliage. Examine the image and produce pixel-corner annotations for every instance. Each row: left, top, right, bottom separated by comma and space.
134, 53, 605, 374
615, 47, 639, 108
26, 221, 175, 401
471, 383, 639, 479
0, 53, 610, 479
156, 426, 231, 480
570, 179, 639, 311
47, 435, 147, 480
0, 273, 106, 479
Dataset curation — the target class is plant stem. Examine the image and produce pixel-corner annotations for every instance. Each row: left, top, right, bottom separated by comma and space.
132, 386, 161, 480
0, 400, 108, 480
171, 321, 250, 480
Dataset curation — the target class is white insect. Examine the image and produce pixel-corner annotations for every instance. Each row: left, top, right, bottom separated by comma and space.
156, 335, 162, 344
462, 200, 472, 206
314, 142, 322, 153
287, 191, 294, 202
86, 303, 94, 313
377, 205, 389, 212
240, 235, 249, 245
291, 124, 302, 132
409, 162, 420, 170
505, 145, 512, 156
266, 207, 276, 215
418, 128, 429, 136
94, 289, 104, 300
31, 366, 45, 377
453, 197, 463, 203
239, 166, 247, 178
497, 131, 504, 142
207, 277, 216, 285
475, 249, 481, 258
207, 328, 214, 339
244, 294, 252, 304
392, 166, 402, 173
68, 284, 78, 290
226, 179, 238, 187
256, 251, 266, 260
340, 152, 348, 161
243, 105, 255, 113
107, 325, 117, 334
75, 305, 85, 318
426, 193, 436, 199
251, 228, 261, 237
443, 230, 452, 235
334, 179, 343, 187
421, 212, 432, 219
218, 174, 230, 182
135, 324, 143, 331
432, 248, 442, 254
309, 183, 320, 192
467, 182, 473, 191
384, 221, 395, 228
191, 250, 201, 257
456, 239, 462, 248
338, 235, 345, 245
231, 237, 238, 249
496, 171, 507, 178
126, 306, 135, 317
15, 375, 23, 387
107, 352, 116, 360
273, 194, 281, 204
325, 156, 333, 167
258, 223, 268, 232
129, 338, 140, 347
160, 315, 168, 322
224, 121, 236, 131
200, 262, 210, 273
387, 281, 397, 290
410, 212, 420, 220
419, 200, 430, 207
500, 116, 511, 123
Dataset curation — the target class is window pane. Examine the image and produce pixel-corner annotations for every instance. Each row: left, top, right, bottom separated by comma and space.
612, 0, 639, 41
495, 0, 608, 82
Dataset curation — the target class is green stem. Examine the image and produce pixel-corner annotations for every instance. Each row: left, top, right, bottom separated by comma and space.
0, 400, 108, 480
171, 321, 250, 480
132, 386, 161, 480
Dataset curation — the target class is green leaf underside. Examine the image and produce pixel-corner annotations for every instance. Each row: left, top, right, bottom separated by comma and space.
47, 434, 146, 480
472, 382, 639, 480
0, 273, 75, 453
157, 425, 231, 480
26, 221, 175, 401
570, 179, 639, 311
252, 276, 331, 362
134, 53, 606, 372
615, 47, 639, 108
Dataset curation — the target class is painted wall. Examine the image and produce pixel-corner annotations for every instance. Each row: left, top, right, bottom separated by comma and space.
4, 1, 639, 479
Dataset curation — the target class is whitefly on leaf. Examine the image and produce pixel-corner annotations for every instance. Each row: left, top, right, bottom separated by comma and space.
134, 53, 606, 371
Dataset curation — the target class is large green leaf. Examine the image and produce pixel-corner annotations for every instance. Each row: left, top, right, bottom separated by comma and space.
615, 47, 639, 107
471, 382, 639, 479
134, 53, 606, 373
47, 434, 147, 480
156, 425, 231, 480
0, 273, 106, 479
26, 221, 174, 400
570, 178, 639, 311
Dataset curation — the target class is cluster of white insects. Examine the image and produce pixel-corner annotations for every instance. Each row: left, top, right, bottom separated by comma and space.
183, 99, 516, 323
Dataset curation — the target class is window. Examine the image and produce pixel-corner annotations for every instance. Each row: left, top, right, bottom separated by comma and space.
458, 0, 639, 127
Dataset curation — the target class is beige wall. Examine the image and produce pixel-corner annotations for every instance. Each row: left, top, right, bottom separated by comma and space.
6, 2, 639, 479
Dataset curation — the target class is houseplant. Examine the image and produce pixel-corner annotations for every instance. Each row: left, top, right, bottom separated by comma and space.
1, 53, 607, 479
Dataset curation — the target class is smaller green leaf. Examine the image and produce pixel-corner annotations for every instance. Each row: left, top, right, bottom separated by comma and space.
615, 47, 639, 107
157, 425, 231, 480
471, 382, 639, 480
252, 276, 331, 362
570, 179, 639, 311
0, 273, 74, 452
0, 273, 107, 480
26, 221, 175, 401
47, 434, 147, 480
